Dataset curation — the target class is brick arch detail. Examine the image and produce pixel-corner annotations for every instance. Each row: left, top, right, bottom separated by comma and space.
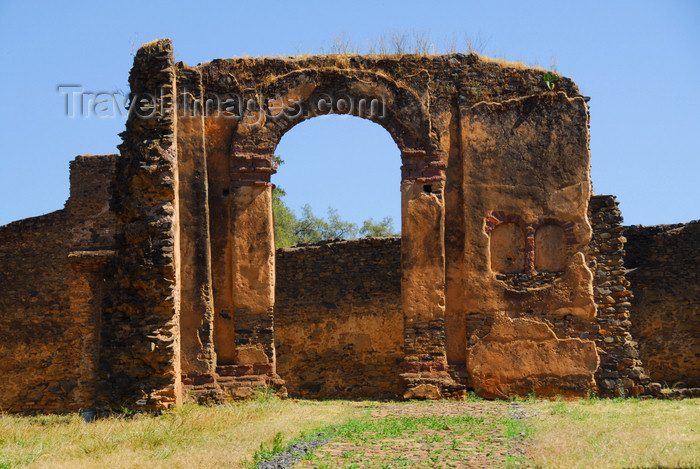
485, 212, 577, 274
228, 69, 443, 188
262, 69, 434, 152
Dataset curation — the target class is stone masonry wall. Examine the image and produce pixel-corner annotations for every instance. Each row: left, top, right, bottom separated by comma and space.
274, 207, 662, 400
0, 211, 73, 413
100, 39, 182, 410
274, 237, 403, 398
4, 41, 696, 411
274, 199, 696, 399
625, 221, 700, 388
0, 154, 116, 413
587, 195, 648, 397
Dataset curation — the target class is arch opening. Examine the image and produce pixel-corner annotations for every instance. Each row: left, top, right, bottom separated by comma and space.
262, 69, 433, 154
271, 114, 404, 399
272, 114, 401, 246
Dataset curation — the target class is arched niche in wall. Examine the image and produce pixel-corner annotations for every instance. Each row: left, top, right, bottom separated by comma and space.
534, 224, 568, 272
489, 222, 525, 273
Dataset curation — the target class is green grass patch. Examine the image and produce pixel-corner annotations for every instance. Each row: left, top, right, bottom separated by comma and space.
322, 414, 487, 444
253, 431, 286, 463
3, 398, 695, 468
502, 417, 529, 439
288, 403, 526, 468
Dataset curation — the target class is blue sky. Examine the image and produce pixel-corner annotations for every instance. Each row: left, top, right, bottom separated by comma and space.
0, 0, 698, 227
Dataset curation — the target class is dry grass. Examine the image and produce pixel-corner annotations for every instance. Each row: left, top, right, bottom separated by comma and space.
326, 31, 545, 71
477, 54, 545, 71
328, 30, 488, 59
0, 398, 366, 469
221, 31, 545, 73
528, 397, 700, 468
3, 397, 695, 468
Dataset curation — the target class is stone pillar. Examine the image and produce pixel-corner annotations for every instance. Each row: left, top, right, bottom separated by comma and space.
101, 39, 182, 410
215, 148, 284, 394
176, 66, 216, 377
399, 151, 463, 399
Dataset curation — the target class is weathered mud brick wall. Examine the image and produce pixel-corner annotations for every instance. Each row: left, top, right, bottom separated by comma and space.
625, 221, 700, 388
587, 195, 648, 397
0, 154, 116, 413
275, 238, 403, 398
176, 64, 216, 380
457, 92, 600, 399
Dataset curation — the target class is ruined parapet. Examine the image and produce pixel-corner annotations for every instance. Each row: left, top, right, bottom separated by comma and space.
588, 195, 649, 396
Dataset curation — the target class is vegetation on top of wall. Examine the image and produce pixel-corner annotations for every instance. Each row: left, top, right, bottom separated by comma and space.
314, 30, 547, 71
323, 31, 487, 57
543, 72, 560, 90
229, 30, 549, 72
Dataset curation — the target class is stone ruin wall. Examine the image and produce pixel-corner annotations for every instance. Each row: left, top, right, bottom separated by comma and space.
181, 39, 597, 404
625, 220, 700, 388
587, 195, 648, 396
99, 42, 185, 410
0, 155, 116, 413
0, 211, 75, 413
0, 39, 698, 412
275, 238, 403, 398
3, 183, 694, 411
270, 196, 682, 400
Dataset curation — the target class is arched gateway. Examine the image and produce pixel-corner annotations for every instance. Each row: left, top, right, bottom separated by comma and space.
2, 39, 655, 413
102, 39, 599, 408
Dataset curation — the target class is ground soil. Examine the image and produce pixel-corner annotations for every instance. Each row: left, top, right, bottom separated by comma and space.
281, 401, 534, 468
